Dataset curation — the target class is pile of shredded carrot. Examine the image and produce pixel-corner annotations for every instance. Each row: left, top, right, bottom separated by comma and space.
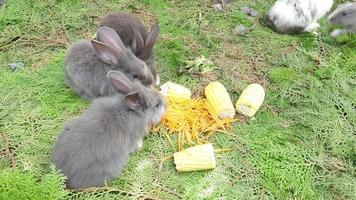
152, 97, 237, 151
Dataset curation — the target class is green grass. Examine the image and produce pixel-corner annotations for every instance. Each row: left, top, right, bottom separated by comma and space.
1, 0, 355, 199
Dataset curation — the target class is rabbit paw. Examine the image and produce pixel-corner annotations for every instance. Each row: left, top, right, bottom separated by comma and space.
330, 29, 345, 38
137, 139, 143, 150
156, 75, 160, 86
305, 23, 320, 32
312, 31, 319, 36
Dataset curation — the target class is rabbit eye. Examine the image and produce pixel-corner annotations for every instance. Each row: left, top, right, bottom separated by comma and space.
155, 101, 161, 108
342, 12, 347, 16
133, 75, 139, 79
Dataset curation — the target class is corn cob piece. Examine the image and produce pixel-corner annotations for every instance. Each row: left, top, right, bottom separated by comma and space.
204, 81, 235, 119
235, 83, 265, 117
160, 81, 191, 100
173, 143, 216, 172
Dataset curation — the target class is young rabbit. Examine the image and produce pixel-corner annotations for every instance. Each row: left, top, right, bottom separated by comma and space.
51, 70, 167, 189
64, 26, 154, 101
99, 13, 160, 85
328, 2, 356, 37
267, 0, 334, 34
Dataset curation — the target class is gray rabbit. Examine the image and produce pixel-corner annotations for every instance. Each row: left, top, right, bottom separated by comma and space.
64, 26, 154, 101
51, 70, 167, 189
99, 13, 160, 85
328, 2, 356, 37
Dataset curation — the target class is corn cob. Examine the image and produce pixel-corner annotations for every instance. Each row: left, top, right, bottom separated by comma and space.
204, 81, 235, 119
173, 143, 216, 172
160, 81, 191, 100
235, 83, 265, 117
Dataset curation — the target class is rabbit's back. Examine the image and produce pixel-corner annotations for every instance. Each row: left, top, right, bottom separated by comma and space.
313, 0, 333, 20
100, 13, 148, 47
64, 40, 115, 100
52, 97, 141, 188
52, 121, 128, 188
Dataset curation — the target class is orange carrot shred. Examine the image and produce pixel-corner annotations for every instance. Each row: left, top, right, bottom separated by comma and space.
152, 96, 238, 151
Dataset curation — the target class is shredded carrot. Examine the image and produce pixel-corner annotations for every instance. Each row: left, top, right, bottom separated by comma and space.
152, 97, 238, 151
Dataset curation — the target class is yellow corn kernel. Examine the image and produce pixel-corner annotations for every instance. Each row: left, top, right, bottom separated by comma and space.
235, 83, 265, 117
160, 82, 191, 100
204, 81, 235, 119
173, 143, 216, 172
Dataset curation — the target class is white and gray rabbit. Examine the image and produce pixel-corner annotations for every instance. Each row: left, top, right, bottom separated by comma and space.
51, 70, 167, 189
64, 26, 154, 101
267, 0, 334, 34
99, 13, 160, 85
328, 2, 356, 37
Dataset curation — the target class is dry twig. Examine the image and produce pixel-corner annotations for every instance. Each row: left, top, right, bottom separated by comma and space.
154, 179, 183, 199
2, 132, 16, 170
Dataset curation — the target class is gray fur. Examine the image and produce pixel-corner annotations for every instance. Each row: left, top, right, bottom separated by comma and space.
51, 71, 167, 189
99, 13, 160, 85
328, 2, 356, 37
64, 27, 154, 101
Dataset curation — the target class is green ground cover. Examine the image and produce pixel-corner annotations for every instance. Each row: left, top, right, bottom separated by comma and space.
0, 0, 355, 199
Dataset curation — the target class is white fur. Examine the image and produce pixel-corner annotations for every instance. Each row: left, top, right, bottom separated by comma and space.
330, 29, 344, 37
137, 138, 143, 149
268, 0, 334, 33
156, 74, 160, 85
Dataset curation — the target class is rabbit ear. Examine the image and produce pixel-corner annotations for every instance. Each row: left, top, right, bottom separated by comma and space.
145, 22, 160, 49
107, 70, 136, 94
107, 71, 142, 110
124, 93, 141, 111
132, 29, 144, 54
96, 27, 127, 54
91, 40, 122, 65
